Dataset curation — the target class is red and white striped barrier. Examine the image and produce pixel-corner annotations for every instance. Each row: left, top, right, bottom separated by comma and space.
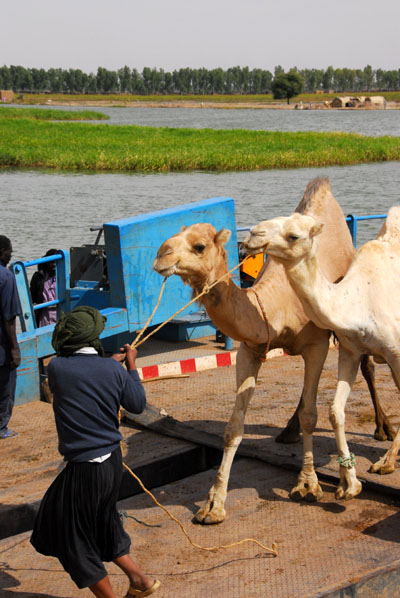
137, 348, 285, 380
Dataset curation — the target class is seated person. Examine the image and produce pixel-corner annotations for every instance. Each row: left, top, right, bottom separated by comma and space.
30, 249, 59, 327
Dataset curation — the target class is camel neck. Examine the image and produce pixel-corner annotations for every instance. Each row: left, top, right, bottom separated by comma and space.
285, 251, 338, 331
199, 275, 266, 343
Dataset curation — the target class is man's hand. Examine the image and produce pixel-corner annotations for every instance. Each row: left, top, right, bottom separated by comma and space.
111, 344, 137, 371
9, 346, 21, 369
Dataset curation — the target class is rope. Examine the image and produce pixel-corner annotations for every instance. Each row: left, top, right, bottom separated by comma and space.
132, 277, 167, 348
123, 462, 277, 556
251, 286, 271, 361
131, 255, 251, 349
119, 508, 162, 528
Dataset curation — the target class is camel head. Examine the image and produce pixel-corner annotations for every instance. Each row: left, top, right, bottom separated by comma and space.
153, 223, 232, 291
243, 212, 324, 265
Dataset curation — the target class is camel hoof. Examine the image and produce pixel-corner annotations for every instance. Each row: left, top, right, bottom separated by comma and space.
384, 428, 396, 442
374, 423, 396, 442
374, 430, 388, 442
290, 483, 323, 503
335, 481, 362, 500
195, 506, 226, 525
275, 428, 301, 444
369, 462, 395, 475
335, 487, 345, 500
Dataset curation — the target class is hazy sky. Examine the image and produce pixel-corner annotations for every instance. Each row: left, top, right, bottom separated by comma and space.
3, 0, 400, 73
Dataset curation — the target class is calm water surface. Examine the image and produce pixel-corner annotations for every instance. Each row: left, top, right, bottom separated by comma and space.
8, 103, 400, 136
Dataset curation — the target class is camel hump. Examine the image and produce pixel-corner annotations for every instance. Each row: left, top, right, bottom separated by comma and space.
295, 177, 332, 216
377, 206, 400, 242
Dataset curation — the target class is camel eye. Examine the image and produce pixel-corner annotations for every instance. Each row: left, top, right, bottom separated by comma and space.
193, 244, 206, 253
287, 234, 299, 242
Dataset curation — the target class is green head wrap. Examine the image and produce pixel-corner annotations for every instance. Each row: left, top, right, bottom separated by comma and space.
52, 306, 106, 357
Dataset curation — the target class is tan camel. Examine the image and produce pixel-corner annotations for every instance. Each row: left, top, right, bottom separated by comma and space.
153, 178, 393, 522
244, 192, 400, 501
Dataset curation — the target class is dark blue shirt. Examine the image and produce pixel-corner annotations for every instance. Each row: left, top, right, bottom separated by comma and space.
48, 354, 146, 462
0, 262, 21, 366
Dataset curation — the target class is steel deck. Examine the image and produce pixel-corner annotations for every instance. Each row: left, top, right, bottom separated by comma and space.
2, 341, 400, 597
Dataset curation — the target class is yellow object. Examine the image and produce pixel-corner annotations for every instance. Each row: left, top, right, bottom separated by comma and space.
240, 253, 264, 279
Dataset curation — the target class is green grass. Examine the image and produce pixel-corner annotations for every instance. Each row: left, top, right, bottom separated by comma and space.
0, 106, 108, 121
16, 92, 277, 104
1, 116, 400, 172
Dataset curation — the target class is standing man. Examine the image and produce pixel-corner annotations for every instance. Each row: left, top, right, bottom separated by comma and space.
0, 235, 21, 439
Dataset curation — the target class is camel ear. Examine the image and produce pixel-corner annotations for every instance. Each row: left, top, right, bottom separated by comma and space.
180, 225, 186, 232
310, 223, 324, 238
215, 228, 231, 246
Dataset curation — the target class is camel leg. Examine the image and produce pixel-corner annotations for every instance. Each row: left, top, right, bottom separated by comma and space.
290, 341, 328, 502
370, 358, 400, 474
370, 426, 400, 474
275, 395, 302, 444
195, 342, 263, 525
360, 355, 395, 441
330, 346, 363, 500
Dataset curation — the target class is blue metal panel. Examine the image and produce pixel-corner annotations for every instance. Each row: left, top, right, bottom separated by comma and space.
104, 197, 238, 332
15, 334, 40, 404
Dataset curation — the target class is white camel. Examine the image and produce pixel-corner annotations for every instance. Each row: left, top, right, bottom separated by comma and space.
244, 199, 400, 501
153, 178, 392, 522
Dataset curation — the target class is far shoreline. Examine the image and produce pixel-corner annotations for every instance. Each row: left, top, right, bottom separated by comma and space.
13, 98, 400, 111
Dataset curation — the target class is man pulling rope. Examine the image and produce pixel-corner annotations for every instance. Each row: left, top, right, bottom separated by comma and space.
30, 306, 160, 598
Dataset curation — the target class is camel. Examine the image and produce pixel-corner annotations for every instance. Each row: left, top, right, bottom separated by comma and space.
244, 185, 400, 501
153, 178, 393, 523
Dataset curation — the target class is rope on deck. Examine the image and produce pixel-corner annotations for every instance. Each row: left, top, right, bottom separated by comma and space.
123, 461, 278, 556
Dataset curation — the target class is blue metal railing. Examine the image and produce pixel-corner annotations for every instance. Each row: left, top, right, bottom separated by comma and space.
13, 254, 64, 314
238, 213, 388, 248
345, 214, 387, 247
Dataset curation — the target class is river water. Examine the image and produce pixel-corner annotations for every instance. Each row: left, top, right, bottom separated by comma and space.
1, 106, 400, 262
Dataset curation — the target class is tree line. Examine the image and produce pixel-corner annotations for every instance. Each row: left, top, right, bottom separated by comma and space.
1, 64, 399, 95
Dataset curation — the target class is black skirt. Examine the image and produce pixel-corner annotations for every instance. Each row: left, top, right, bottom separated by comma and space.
30, 447, 131, 589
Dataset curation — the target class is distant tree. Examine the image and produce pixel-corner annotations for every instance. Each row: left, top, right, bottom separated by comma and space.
131, 69, 145, 94
47, 68, 63, 93
118, 66, 131, 93
354, 69, 365, 92
363, 65, 374, 91
197, 68, 209, 94
86, 73, 97, 94
163, 71, 173, 94
261, 69, 273, 93
0, 65, 12, 89
96, 67, 118, 94
9, 65, 33, 92
250, 68, 263, 94
322, 66, 334, 92
301, 68, 324, 93
227, 66, 241, 93
178, 68, 193, 94
209, 68, 224, 94
375, 68, 385, 90
271, 71, 303, 103
30, 68, 48, 92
